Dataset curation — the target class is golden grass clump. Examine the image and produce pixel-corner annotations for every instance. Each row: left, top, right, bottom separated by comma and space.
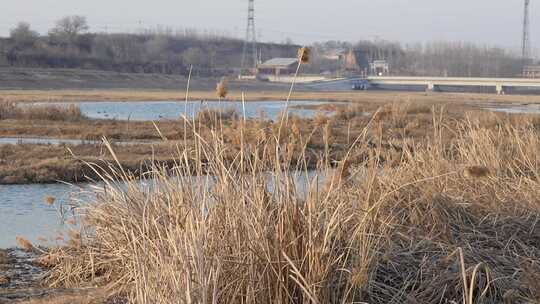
0, 101, 85, 121
216, 77, 228, 99
313, 111, 329, 126
335, 104, 364, 120
298, 46, 310, 63
195, 108, 238, 126
40, 109, 540, 304
34, 253, 61, 268
16, 236, 35, 252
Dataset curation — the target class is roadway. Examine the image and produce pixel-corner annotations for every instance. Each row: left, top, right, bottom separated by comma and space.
303, 76, 540, 94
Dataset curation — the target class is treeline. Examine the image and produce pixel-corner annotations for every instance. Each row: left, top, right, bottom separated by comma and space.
309, 40, 526, 77
0, 16, 529, 78
0, 16, 297, 76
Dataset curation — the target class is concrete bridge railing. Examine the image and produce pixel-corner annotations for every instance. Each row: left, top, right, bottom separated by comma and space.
365, 76, 540, 94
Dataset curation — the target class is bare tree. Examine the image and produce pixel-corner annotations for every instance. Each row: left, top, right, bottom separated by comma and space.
10, 22, 39, 48
49, 16, 89, 45
182, 47, 208, 67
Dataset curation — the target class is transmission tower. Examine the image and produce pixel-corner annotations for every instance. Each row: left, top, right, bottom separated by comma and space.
241, 0, 258, 75
522, 0, 531, 60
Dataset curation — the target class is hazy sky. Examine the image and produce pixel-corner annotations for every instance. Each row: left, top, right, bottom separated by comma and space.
0, 0, 537, 52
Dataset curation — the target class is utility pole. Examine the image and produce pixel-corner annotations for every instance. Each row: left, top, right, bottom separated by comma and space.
522, 0, 531, 60
241, 0, 258, 76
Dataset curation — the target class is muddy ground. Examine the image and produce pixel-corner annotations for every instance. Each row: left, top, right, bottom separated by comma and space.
0, 249, 120, 304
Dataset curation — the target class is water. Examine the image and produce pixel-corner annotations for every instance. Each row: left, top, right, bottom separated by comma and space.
483, 103, 540, 114
0, 171, 327, 249
0, 183, 88, 249
0, 137, 100, 146
0, 137, 156, 146
31, 100, 332, 121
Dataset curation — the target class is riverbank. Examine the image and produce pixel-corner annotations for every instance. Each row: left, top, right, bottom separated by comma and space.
2, 95, 539, 184
4, 88, 540, 104
0, 67, 293, 92
0, 248, 111, 303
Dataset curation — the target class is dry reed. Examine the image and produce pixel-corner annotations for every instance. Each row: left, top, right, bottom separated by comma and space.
216, 77, 228, 99
16, 236, 35, 252
39, 109, 540, 304
464, 165, 491, 178
0, 101, 85, 121
298, 46, 310, 63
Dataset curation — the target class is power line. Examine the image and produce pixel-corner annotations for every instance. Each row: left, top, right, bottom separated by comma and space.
522, 0, 531, 59
241, 0, 258, 74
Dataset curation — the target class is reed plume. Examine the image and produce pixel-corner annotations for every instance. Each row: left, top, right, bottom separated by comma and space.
216, 77, 228, 99
298, 46, 310, 63
45, 196, 56, 206
16, 236, 35, 252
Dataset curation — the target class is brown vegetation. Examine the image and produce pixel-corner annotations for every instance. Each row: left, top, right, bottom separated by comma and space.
35, 104, 540, 303
15, 237, 35, 253
3, 96, 540, 185
0, 142, 184, 184
0, 101, 84, 121
12, 289, 109, 304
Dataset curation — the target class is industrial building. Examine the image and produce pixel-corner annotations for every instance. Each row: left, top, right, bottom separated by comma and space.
257, 58, 299, 77
370, 60, 390, 76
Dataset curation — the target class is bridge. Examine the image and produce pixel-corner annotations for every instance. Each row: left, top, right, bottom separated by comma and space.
365, 76, 540, 94
306, 76, 540, 94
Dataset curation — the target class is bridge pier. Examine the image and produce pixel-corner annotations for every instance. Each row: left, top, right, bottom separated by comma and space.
495, 84, 505, 95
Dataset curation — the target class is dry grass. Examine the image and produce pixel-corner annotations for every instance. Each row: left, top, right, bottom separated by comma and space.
216, 77, 228, 98
195, 108, 239, 125
16, 237, 35, 252
37, 107, 540, 303
10, 288, 110, 304
0, 143, 182, 184
464, 165, 491, 178
0, 101, 85, 121
3, 99, 540, 186
0, 250, 11, 265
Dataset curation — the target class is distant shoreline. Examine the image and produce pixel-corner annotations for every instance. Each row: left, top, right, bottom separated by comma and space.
3, 88, 540, 105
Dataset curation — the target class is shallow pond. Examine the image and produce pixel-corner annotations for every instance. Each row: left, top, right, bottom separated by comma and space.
0, 171, 327, 249
0, 137, 100, 146
0, 183, 88, 249
32, 100, 333, 121
0, 137, 158, 146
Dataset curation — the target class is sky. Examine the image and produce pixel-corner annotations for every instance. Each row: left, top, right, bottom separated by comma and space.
0, 0, 538, 53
